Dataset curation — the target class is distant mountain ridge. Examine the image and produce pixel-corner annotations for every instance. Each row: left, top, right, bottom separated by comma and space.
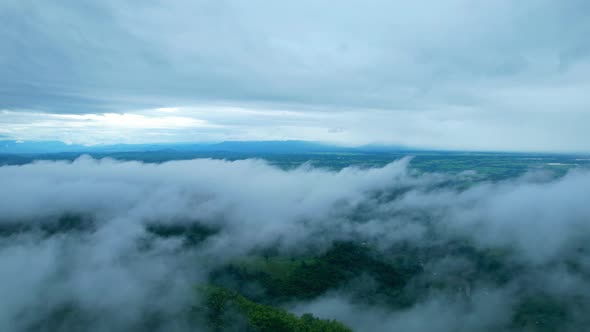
0, 140, 413, 154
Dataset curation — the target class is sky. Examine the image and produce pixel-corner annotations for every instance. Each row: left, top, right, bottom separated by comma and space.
1, 0, 590, 151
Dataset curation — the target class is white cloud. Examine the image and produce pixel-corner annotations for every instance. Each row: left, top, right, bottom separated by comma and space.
1, 157, 590, 330
1, 0, 589, 150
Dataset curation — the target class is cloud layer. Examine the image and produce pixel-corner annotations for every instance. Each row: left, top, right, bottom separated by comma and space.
0, 157, 590, 331
1, 1, 590, 150
1, 157, 590, 330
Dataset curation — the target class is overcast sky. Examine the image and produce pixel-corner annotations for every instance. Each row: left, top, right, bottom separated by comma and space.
1, 0, 589, 151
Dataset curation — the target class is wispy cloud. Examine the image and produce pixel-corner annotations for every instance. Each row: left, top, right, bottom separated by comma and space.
1, 157, 590, 330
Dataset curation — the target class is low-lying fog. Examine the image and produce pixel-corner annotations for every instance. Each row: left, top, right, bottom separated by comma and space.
1, 156, 589, 331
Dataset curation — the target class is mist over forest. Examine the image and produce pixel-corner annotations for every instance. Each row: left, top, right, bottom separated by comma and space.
2, 0, 590, 330
1, 156, 589, 331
